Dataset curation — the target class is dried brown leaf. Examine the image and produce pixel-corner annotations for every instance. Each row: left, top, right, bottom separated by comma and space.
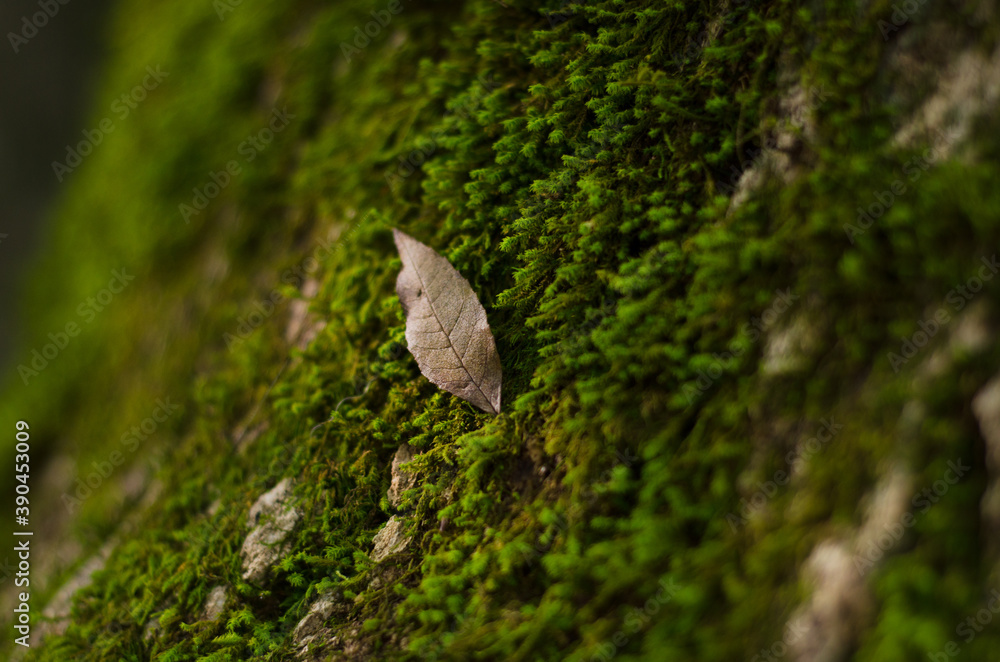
393, 229, 501, 414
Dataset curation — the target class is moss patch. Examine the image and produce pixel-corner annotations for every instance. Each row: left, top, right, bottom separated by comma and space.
3, 0, 1000, 660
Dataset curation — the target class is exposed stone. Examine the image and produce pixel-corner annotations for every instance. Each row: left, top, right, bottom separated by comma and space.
34, 541, 115, 646
973, 374, 1000, 560
372, 516, 411, 562
892, 44, 1000, 158
285, 277, 322, 348
387, 444, 417, 508
292, 591, 343, 658
143, 617, 162, 642
388, 29, 407, 50
950, 300, 993, 355
368, 561, 405, 593
973, 375, 1000, 463
202, 585, 229, 621
241, 478, 301, 583
855, 467, 913, 556
728, 58, 825, 212
788, 540, 873, 662
761, 312, 821, 377
916, 300, 992, 384
786, 300, 995, 657
297, 632, 341, 660
787, 466, 912, 662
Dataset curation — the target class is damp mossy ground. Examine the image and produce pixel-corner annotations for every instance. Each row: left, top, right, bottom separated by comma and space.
3, 0, 1000, 660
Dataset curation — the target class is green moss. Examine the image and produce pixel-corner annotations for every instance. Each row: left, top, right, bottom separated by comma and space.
4, 0, 1000, 659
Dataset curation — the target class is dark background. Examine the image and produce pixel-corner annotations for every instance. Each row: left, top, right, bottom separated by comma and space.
0, 0, 113, 372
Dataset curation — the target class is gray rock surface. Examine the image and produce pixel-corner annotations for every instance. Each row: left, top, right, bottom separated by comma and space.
241, 478, 301, 582
372, 515, 411, 562
387, 444, 417, 508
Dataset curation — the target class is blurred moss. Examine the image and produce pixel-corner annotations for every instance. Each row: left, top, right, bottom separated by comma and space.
3, 0, 1000, 659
